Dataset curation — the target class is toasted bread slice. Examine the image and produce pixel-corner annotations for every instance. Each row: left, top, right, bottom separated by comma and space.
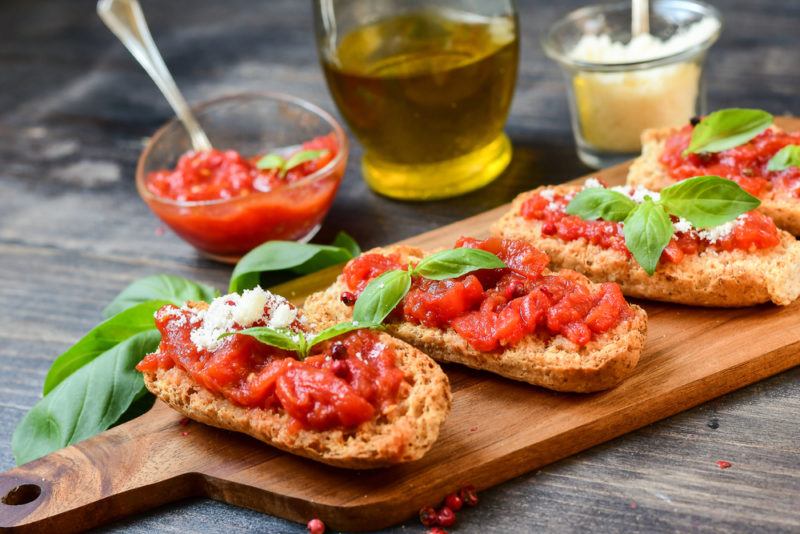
492, 185, 800, 307
141, 302, 452, 469
628, 126, 800, 236
303, 246, 648, 393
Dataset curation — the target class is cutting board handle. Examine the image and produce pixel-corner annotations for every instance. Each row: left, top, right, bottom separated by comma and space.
0, 403, 200, 533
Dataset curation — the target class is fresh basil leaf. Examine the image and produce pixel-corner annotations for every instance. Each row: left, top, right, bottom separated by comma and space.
331, 231, 361, 258
13, 330, 161, 465
280, 149, 328, 177
229, 234, 359, 293
307, 321, 379, 352
227, 327, 306, 355
565, 188, 637, 222
103, 274, 219, 318
413, 248, 506, 280
766, 145, 800, 172
353, 269, 412, 325
255, 153, 286, 171
685, 108, 773, 155
623, 198, 674, 276
43, 300, 167, 395
660, 175, 760, 228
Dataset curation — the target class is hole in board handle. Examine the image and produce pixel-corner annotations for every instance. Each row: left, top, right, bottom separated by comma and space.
2, 484, 41, 505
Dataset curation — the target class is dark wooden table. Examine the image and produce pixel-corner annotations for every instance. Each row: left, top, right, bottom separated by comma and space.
1, 0, 798, 532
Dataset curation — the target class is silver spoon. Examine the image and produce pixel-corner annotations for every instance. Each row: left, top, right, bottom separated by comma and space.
97, 0, 212, 151
631, 0, 650, 37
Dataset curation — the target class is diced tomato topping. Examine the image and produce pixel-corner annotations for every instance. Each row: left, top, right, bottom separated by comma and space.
519, 191, 780, 265
137, 306, 404, 431
660, 125, 800, 197
343, 238, 635, 350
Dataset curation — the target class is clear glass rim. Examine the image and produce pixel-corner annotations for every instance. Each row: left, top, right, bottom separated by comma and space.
136, 91, 348, 208
542, 0, 723, 72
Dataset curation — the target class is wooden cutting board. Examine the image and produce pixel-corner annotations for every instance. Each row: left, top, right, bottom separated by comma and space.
2, 122, 800, 532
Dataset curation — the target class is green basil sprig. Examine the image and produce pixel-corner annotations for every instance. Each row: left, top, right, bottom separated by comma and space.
684, 108, 773, 155
13, 330, 161, 465
225, 320, 378, 359
229, 232, 360, 293
565, 188, 636, 222
256, 149, 329, 178
353, 247, 506, 325
659, 176, 761, 228
103, 274, 219, 318
566, 176, 760, 275
766, 145, 800, 172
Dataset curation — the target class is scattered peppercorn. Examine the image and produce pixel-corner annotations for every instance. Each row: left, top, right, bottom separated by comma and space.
716, 460, 732, 469
690, 116, 701, 127
444, 492, 463, 512
437, 506, 456, 527
331, 359, 349, 379
307, 518, 325, 534
707, 418, 719, 429
459, 485, 479, 507
330, 342, 347, 360
340, 291, 356, 306
419, 506, 438, 527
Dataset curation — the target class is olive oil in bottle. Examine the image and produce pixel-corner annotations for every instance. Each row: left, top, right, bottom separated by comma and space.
320, 8, 518, 200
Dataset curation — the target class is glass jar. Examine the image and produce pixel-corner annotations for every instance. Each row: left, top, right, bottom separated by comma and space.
543, 0, 722, 168
314, 0, 519, 200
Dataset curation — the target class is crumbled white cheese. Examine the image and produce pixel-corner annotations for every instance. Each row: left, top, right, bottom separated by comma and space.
540, 188, 556, 200
268, 301, 297, 329
186, 286, 297, 352
583, 177, 603, 189
547, 201, 561, 211
611, 185, 661, 203
570, 17, 721, 65
231, 288, 269, 327
673, 217, 693, 234
697, 215, 747, 244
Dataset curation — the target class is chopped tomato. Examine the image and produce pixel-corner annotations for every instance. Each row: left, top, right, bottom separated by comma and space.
660, 125, 800, 197
138, 307, 404, 431
344, 238, 635, 349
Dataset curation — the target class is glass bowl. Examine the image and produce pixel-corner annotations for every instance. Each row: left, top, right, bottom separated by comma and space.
543, 0, 722, 168
136, 92, 348, 263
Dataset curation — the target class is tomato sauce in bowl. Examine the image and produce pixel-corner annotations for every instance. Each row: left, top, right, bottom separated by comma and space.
342, 237, 634, 350
136, 93, 348, 263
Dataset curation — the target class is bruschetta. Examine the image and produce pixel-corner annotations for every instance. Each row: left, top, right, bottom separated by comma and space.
137, 287, 451, 469
492, 181, 800, 307
303, 238, 647, 393
628, 123, 800, 235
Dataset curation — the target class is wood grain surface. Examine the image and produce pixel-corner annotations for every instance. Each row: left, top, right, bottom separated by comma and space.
0, 0, 798, 532
1, 156, 799, 533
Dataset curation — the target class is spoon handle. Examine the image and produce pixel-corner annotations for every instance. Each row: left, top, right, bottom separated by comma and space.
97, 0, 212, 151
631, 0, 650, 37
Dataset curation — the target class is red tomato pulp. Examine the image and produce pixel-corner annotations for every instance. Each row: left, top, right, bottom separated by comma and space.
520, 190, 780, 264
343, 237, 634, 350
141, 134, 344, 259
660, 125, 800, 197
137, 304, 404, 431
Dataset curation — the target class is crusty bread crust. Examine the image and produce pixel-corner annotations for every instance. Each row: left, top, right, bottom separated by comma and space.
142, 304, 452, 469
628, 126, 800, 236
492, 185, 800, 307
303, 247, 648, 393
